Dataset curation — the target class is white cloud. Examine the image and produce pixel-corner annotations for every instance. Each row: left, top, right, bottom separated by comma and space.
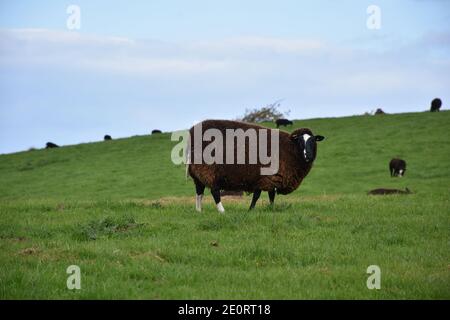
80, 57, 232, 75
1, 28, 135, 46
192, 36, 325, 56
1, 28, 449, 114
0, 29, 326, 76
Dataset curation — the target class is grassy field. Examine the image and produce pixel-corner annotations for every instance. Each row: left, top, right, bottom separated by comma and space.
0, 111, 449, 299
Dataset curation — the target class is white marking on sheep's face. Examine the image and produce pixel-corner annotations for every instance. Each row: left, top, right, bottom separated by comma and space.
303, 134, 311, 144
399, 169, 403, 177
302, 134, 314, 162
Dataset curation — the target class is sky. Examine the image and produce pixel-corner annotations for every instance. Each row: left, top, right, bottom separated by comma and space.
0, 0, 449, 154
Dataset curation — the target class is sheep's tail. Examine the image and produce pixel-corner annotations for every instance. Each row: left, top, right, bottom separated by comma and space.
185, 133, 191, 181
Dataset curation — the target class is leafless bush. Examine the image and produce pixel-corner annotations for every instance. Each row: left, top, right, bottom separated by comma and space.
240, 100, 290, 123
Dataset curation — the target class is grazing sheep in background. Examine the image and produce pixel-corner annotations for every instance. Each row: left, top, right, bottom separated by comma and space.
45, 142, 59, 149
389, 158, 407, 177
368, 187, 411, 195
104, 135, 112, 141
152, 129, 162, 134
430, 98, 442, 112
275, 118, 293, 128
187, 120, 325, 212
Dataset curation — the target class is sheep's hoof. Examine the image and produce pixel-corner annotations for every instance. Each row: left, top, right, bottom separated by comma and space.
216, 202, 225, 213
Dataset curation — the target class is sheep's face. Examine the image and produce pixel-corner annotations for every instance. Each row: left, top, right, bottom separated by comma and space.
291, 131, 325, 163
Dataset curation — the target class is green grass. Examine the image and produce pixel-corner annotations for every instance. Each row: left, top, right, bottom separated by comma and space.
0, 111, 449, 299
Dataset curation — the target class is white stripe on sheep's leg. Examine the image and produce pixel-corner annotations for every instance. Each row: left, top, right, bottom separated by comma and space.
195, 194, 203, 212
216, 202, 225, 213
210, 188, 224, 213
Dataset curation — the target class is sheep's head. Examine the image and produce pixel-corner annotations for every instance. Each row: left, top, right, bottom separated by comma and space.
290, 128, 325, 163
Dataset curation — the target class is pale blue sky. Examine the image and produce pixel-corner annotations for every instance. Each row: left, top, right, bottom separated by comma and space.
1, 0, 449, 153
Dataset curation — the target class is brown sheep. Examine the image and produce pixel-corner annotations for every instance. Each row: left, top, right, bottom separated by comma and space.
187, 120, 325, 212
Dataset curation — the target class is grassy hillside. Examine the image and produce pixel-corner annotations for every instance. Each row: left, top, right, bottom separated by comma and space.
0, 111, 449, 299
1, 111, 449, 200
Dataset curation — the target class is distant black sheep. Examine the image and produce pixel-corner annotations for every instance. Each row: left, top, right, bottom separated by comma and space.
275, 118, 293, 128
104, 135, 112, 141
374, 108, 385, 115
389, 158, 406, 177
152, 129, 162, 134
368, 187, 411, 195
45, 142, 59, 149
430, 98, 442, 112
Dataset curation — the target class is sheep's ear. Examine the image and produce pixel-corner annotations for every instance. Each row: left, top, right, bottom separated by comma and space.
315, 135, 325, 142
290, 134, 299, 141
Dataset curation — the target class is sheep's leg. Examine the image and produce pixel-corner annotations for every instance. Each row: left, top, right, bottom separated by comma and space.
194, 179, 205, 212
268, 190, 276, 206
211, 188, 225, 213
249, 189, 262, 210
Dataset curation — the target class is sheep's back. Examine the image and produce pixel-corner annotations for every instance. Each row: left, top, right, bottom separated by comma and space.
188, 121, 288, 189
